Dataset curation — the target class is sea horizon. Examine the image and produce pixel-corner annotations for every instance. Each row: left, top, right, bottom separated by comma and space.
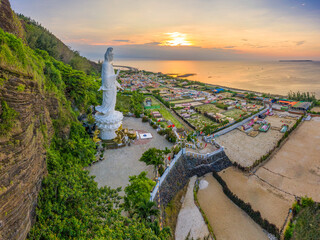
115, 59, 320, 98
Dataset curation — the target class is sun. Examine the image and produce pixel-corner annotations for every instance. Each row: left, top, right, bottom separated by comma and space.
160, 32, 193, 46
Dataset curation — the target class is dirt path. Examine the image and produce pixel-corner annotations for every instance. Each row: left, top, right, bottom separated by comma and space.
219, 167, 293, 228
175, 176, 210, 240
197, 174, 269, 240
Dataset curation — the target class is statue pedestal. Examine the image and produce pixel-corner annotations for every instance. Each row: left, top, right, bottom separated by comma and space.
95, 111, 123, 140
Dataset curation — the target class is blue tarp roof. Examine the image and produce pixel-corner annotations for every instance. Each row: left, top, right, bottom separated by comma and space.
213, 88, 224, 93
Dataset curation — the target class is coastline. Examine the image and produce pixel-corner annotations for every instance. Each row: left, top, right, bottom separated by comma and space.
115, 59, 320, 98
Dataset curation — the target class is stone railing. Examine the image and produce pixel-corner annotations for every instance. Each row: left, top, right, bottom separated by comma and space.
185, 147, 224, 160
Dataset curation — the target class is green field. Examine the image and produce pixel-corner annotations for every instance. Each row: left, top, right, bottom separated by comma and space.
150, 97, 184, 128
223, 108, 246, 120
195, 104, 223, 114
169, 98, 195, 104
183, 113, 218, 130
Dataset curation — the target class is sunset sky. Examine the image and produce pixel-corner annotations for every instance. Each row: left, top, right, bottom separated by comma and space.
11, 0, 320, 61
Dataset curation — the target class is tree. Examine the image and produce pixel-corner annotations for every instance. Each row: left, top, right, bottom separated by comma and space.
139, 148, 167, 176
135, 199, 159, 222
124, 172, 156, 215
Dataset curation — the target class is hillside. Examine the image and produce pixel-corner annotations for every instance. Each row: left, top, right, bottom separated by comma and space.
18, 14, 101, 75
0, 0, 24, 39
0, 1, 171, 239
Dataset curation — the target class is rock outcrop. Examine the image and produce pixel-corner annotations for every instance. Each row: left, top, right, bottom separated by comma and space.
0, 67, 55, 240
0, 0, 24, 39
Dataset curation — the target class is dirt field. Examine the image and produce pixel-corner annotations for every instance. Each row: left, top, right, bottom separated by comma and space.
311, 106, 320, 112
197, 174, 269, 240
215, 115, 298, 167
255, 117, 320, 202
216, 129, 282, 167
219, 167, 293, 228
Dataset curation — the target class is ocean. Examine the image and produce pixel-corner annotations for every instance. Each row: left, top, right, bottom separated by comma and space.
115, 60, 320, 98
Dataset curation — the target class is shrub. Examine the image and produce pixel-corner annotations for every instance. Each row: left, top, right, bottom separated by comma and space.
17, 84, 25, 92
0, 101, 19, 136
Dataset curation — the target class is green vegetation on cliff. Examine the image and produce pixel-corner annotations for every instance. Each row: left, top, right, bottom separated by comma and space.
0, 27, 169, 239
0, 100, 19, 136
18, 14, 101, 75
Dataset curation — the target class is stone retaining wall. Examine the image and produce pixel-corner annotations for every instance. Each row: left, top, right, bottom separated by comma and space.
157, 151, 232, 207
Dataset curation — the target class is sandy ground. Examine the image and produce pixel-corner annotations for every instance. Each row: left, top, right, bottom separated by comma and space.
197, 174, 269, 240
216, 129, 282, 167
88, 117, 172, 193
219, 167, 293, 228
215, 115, 297, 167
175, 176, 210, 240
311, 106, 320, 112
256, 118, 320, 201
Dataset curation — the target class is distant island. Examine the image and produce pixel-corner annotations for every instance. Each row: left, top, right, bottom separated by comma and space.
279, 60, 313, 62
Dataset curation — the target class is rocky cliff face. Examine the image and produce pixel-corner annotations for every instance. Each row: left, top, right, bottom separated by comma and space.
0, 67, 55, 240
0, 0, 24, 39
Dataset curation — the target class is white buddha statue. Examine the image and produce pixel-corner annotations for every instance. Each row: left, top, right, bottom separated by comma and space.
95, 47, 123, 140
96, 47, 122, 115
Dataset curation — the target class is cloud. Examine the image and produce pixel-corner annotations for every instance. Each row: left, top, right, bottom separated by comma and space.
224, 46, 236, 49
245, 43, 268, 48
112, 39, 130, 42
296, 40, 305, 46
143, 42, 161, 45
242, 39, 248, 41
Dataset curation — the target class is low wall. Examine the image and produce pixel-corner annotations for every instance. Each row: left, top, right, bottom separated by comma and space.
156, 150, 232, 207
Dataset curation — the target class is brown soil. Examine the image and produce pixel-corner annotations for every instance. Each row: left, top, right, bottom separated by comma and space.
256, 118, 320, 201
197, 174, 269, 240
216, 115, 297, 167
219, 167, 293, 228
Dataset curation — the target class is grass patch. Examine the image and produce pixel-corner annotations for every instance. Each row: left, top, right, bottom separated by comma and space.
150, 96, 184, 128
223, 108, 246, 120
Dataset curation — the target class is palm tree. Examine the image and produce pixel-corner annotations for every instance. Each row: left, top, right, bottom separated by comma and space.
135, 199, 159, 222
139, 148, 166, 177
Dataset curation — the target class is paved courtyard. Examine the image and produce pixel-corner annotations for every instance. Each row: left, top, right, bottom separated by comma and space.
88, 117, 173, 193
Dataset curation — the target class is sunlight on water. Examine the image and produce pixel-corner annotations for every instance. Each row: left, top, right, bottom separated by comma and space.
115, 60, 320, 97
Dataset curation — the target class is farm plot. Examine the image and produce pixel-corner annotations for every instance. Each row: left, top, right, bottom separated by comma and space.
170, 98, 195, 104
186, 114, 218, 130
195, 104, 223, 114
255, 117, 320, 202
223, 108, 246, 120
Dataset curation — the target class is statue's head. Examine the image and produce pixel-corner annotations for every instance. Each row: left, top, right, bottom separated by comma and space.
105, 47, 114, 62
